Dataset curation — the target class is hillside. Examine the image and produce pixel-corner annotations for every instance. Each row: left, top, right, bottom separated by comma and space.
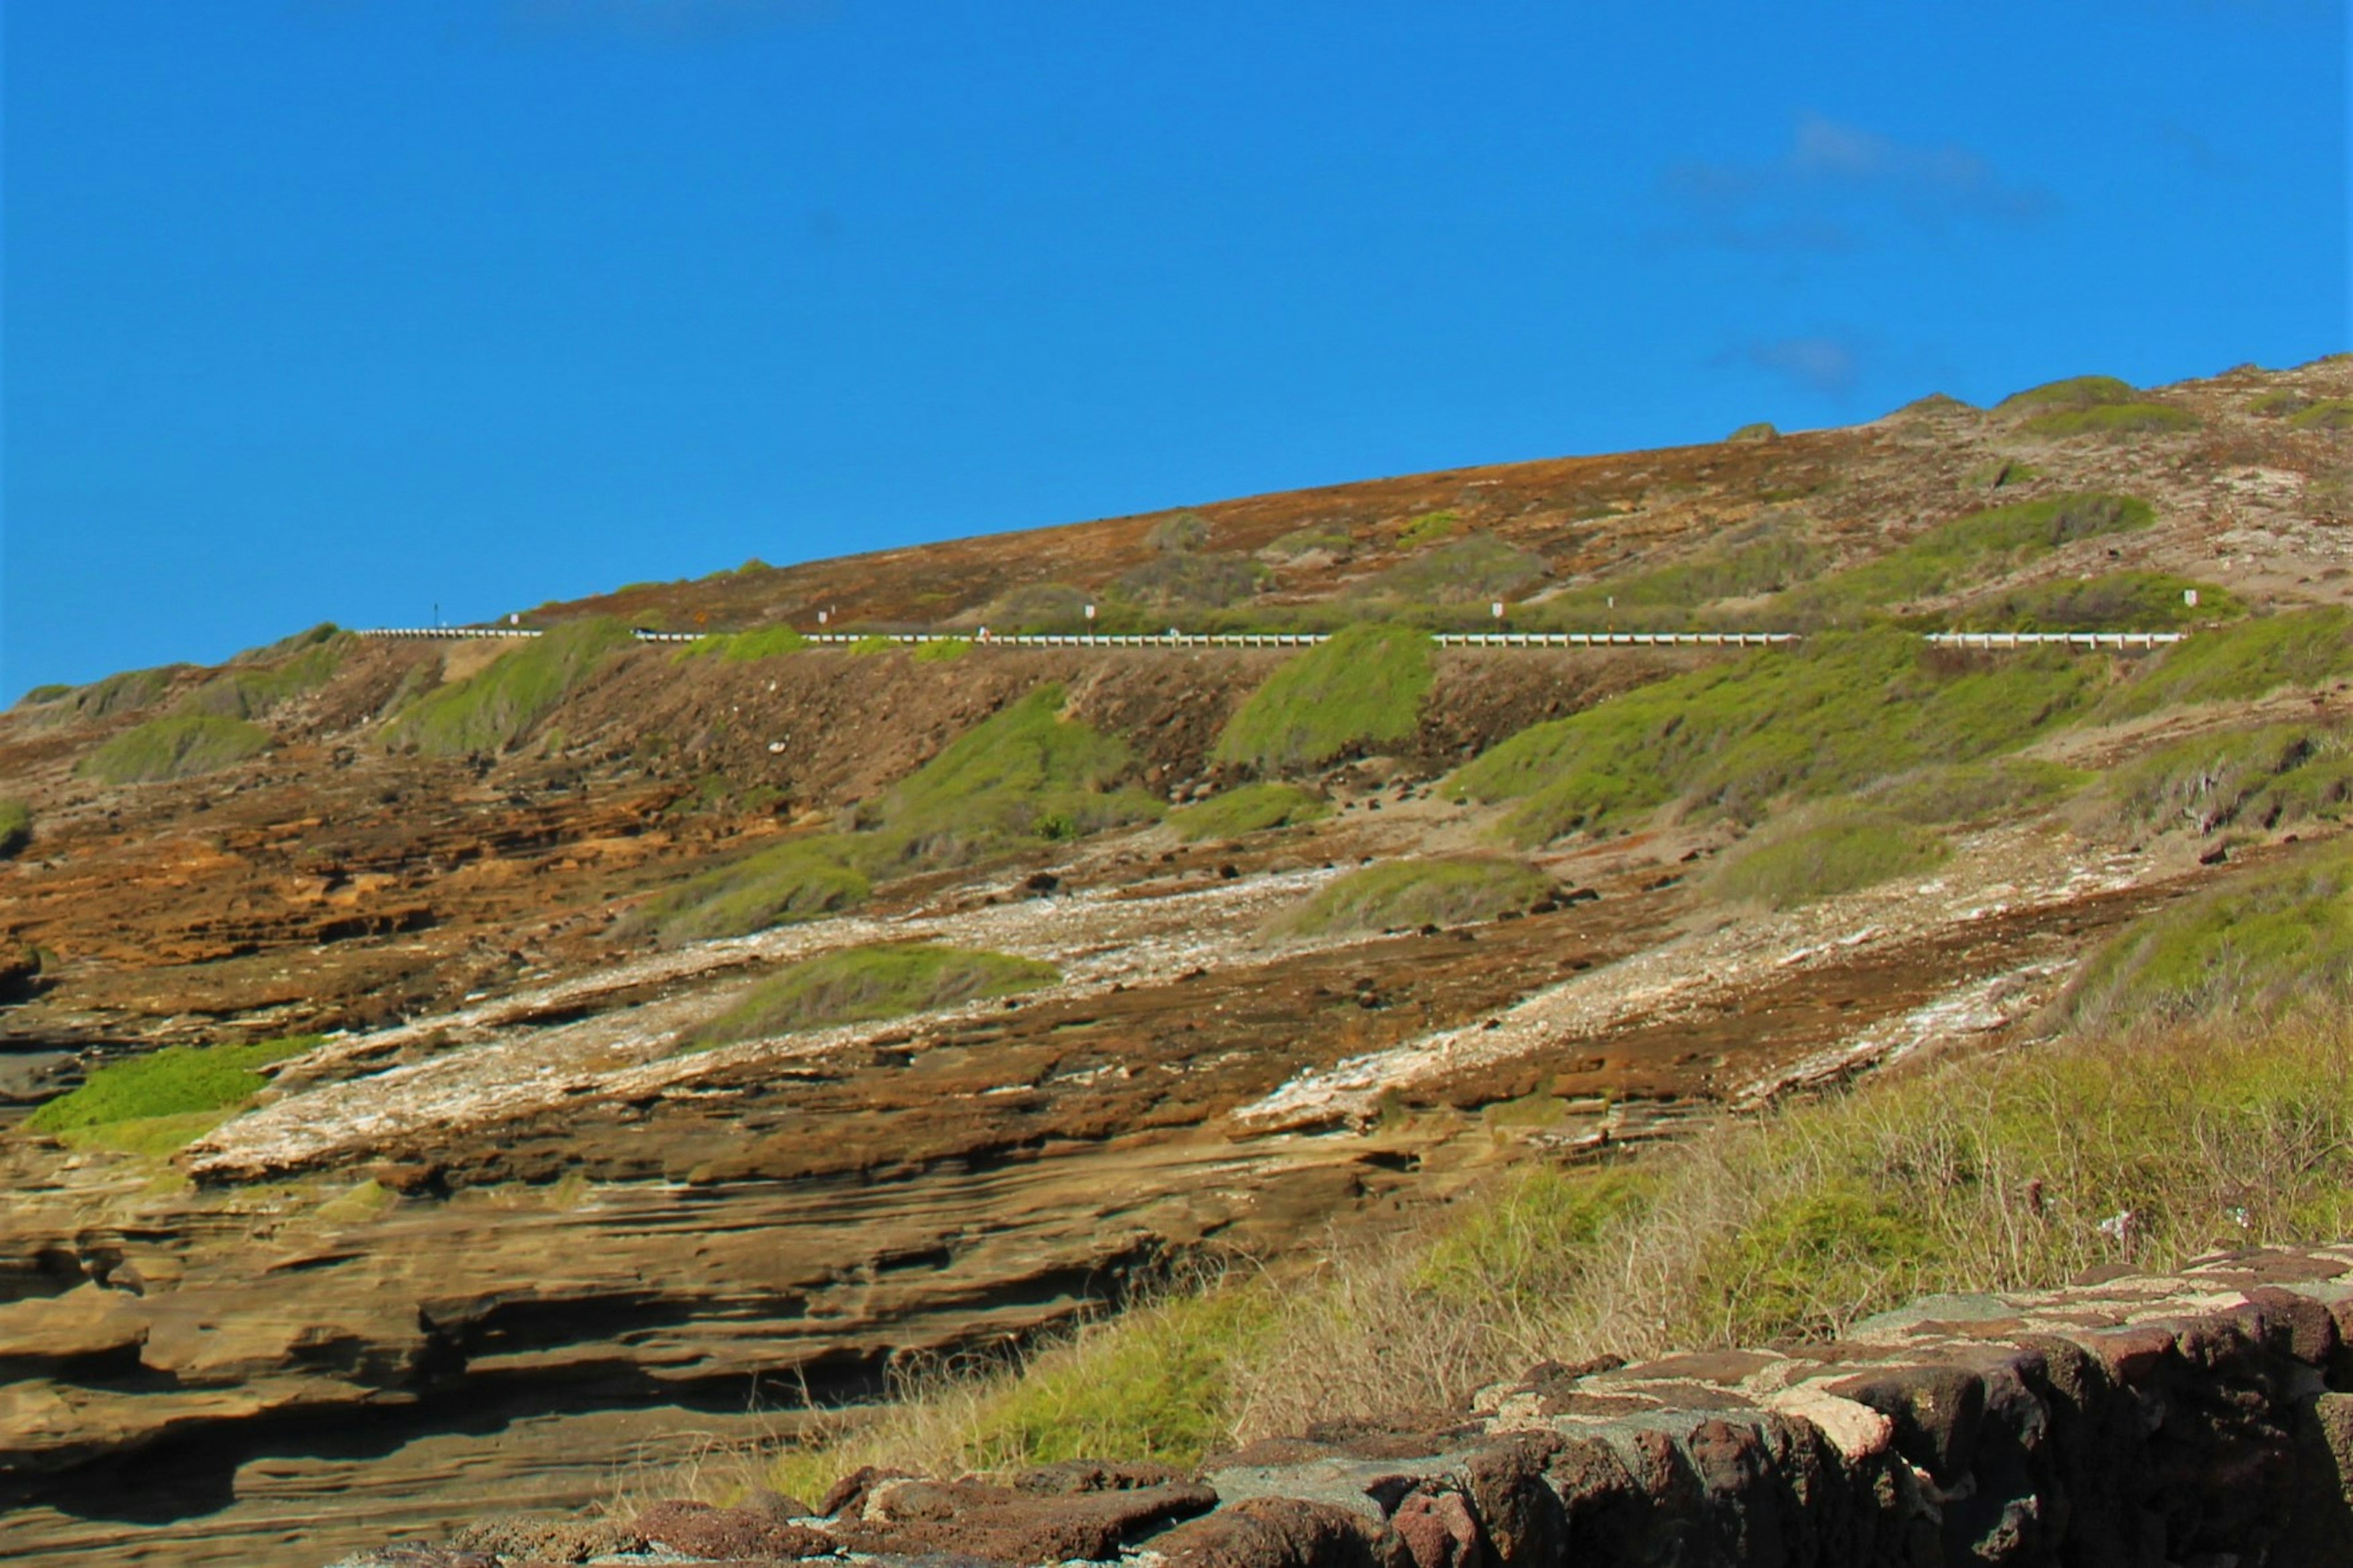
6, 357, 2353, 1564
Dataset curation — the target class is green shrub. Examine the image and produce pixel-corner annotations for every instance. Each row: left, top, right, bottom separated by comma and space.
871, 684, 1158, 858
2097, 607, 2353, 719
1145, 512, 1213, 553
180, 633, 352, 719
1396, 510, 1461, 548
1949, 572, 2238, 631
2018, 403, 2200, 438
683, 943, 1058, 1048
1776, 493, 2155, 623
2290, 400, 2353, 433
1214, 624, 1435, 773
1274, 855, 1553, 936
17, 684, 75, 706
1994, 373, 2138, 412
1354, 532, 1545, 605
50, 665, 187, 724
1258, 525, 1355, 564
1859, 758, 2088, 826
386, 617, 633, 755
2252, 389, 2313, 417
677, 626, 809, 662
1725, 421, 1778, 442
2063, 847, 2353, 1030
2105, 723, 2353, 836
1708, 806, 1949, 910
1452, 629, 2101, 844
1116, 551, 1269, 610
629, 836, 873, 945
1539, 533, 1827, 626
912, 638, 971, 664
1169, 782, 1332, 841
0, 799, 30, 858
81, 714, 271, 783
26, 1036, 322, 1135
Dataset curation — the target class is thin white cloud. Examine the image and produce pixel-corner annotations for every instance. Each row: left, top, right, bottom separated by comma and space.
1721, 333, 1866, 398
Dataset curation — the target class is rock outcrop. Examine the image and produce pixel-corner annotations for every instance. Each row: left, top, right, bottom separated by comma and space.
332, 1244, 2353, 1567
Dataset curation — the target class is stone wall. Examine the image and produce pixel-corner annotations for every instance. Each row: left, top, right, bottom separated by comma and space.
336, 1244, 2353, 1567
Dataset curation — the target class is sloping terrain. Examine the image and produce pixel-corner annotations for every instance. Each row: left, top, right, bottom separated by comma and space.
5, 357, 2353, 1564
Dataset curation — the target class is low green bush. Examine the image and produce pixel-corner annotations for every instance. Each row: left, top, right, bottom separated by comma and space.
81, 714, 272, 783
1258, 525, 1355, 564
2105, 723, 2353, 837
870, 684, 1159, 857
49, 665, 187, 725
26, 1036, 322, 1135
1775, 493, 2154, 623
2251, 389, 2313, 417
1540, 533, 1827, 627
2097, 607, 2353, 719
1145, 512, 1213, 553
1452, 629, 2101, 844
17, 684, 75, 706
1169, 782, 1332, 841
1214, 624, 1435, 774
2290, 400, 2353, 433
0, 799, 29, 858
676, 626, 809, 662
386, 617, 633, 755
1949, 572, 2238, 631
2062, 846, 2353, 1030
1116, 551, 1268, 610
1726, 421, 1778, 442
1354, 532, 1545, 605
1993, 373, 2137, 412
1274, 855, 1553, 936
912, 638, 972, 663
683, 943, 1059, 1048
1708, 806, 1949, 910
1396, 510, 1461, 548
1859, 758, 2088, 826
2018, 403, 2200, 438
180, 632, 352, 720
627, 836, 873, 945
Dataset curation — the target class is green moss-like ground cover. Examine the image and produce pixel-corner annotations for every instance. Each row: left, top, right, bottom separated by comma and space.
386, 617, 634, 756
683, 943, 1059, 1048
178, 631, 353, 720
26, 1035, 323, 1136
1949, 572, 2239, 632
1169, 782, 1332, 841
80, 714, 273, 784
676, 626, 809, 662
1213, 624, 1435, 774
1451, 629, 2101, 844
1273, 855, 1553, 936
2097, 607, 2353, 720
0, 798, 29, 858
2018, 403, 2200, 438
1776, 493, 2154, 623
1708, 806, 1949, 910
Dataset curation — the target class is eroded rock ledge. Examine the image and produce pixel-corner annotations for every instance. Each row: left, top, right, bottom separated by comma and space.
329, 1243, 2353, 1568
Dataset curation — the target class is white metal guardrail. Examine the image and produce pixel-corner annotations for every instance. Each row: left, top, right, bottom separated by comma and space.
357, 626, 2184, 650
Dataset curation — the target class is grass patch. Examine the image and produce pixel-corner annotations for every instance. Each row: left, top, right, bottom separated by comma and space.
1116, 551, 1268, 610
1994, 373, 2138, 412
2018, 403, 2200, 438
2063, 846, 2353, 1030
1949, 572, 2238, 631
80, 714, 271, 784
2105, 723, 2353, 838
2097, 607, 2353, 719
50, 665, 188, 724
18, 684, 75, 706
676, 626, 809, 662
627, 836, 872, 945
1708, 806, 1949, 910
26, 1035, 323, 1136
1354, 532, 1545, 605
1213, 624, 1435, 774
1540, 533, 1827, 626
912, 638, 971, 663
1725, 421, 1777, 442
0, 799, 29, 858
682, 944, 1059, 1048
1396, 510, 1461, 548
1452, 629, 2102, 845
1858, 758, 2088, 827
1169, 782, 1332, 841
2290, 400, 2353, 433
2252, 389, 2313, 417
1775, 493, 2154, 623
180, 632, 352, 720
387, 617, 633, 756
868, 684, 1158, 854
1258, 525, 1355, 564
1145, 512, 1212, 553
846, 635, 897, 656
1273, 855, 1553, 936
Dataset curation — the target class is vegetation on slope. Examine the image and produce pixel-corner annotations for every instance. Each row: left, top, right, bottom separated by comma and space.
1353, 532, 1547, 605
178, 629, 353, 719
1856, 758, 2088, 827
1773, 493, 2154, 624
2017, 403, 2199, 438
2105, 722, 2353, 838
1214, 624, 1435, 774
2094, 607, 2353, 719
683, 944, 1059, 1049
1993, 374, 2139, 413
1708, 805, 1949, 910
0, 799, 30, 859
1949, 572, 2239, 632
629, 838, 874, 945
385, 616, 634, 756
1272, 855, 1553, 936
1169, 782, 1331, 842
676, 626, 808, 662
80, 714, 273, 784
771, 853, 2353, 1482
1451, 629, 2101, 844
26, 1035, 322, 1154
1539, 531, 1828, 627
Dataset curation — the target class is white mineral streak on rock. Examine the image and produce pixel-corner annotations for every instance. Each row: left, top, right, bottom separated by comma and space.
1234, 828, 2150, 1134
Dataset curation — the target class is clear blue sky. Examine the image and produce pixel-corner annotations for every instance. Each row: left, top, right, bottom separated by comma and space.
5, 1, 2346, 694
